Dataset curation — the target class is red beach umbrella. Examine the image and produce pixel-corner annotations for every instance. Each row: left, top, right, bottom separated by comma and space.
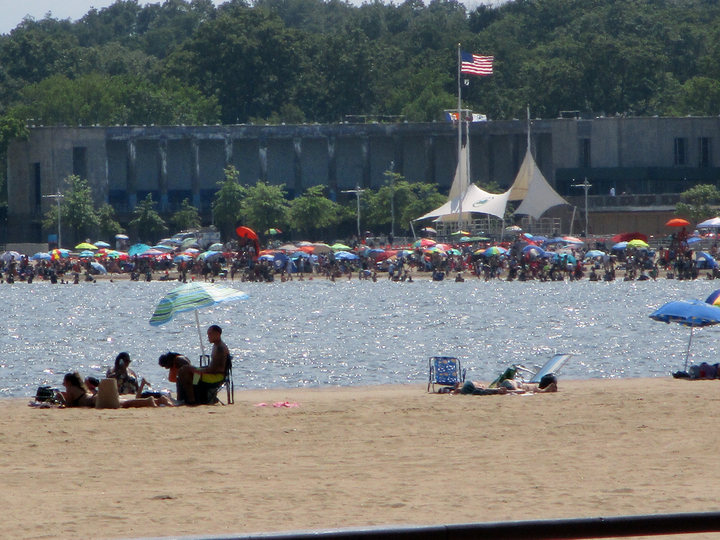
667, 218, 690, 227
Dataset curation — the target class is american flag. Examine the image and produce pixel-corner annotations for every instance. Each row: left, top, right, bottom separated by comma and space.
461, 51, 493, 76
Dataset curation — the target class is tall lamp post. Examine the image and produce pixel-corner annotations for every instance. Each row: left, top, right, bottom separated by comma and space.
389, 161, 395, 239
342, 185, 365, 239
571, 178, 592, 237
42, 190, 64, 248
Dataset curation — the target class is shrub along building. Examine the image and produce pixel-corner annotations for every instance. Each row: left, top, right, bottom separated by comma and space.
4, 116, 720, 243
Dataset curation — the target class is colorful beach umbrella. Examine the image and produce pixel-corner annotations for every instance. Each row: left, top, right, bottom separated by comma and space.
266, 228, 282, 235
627, 239, 649, 249
706, 289, 720, 306
149, 282, 249, 357
51, 248, 69, 260
484, 246, 507, 256
412, 238, 436, 248
650, 299, 720, 371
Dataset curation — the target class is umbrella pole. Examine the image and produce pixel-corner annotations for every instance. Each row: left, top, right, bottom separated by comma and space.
684, 325, 694, 372
195, 310, 206, 360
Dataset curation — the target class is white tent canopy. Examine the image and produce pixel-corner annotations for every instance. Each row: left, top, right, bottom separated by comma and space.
509, 149, 569, 220
416, 121, 568, 224
417, 183, 510, 221
697, 217, 720, 228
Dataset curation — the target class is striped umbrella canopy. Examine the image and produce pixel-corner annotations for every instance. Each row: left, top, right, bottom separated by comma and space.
150, 283, 249, 357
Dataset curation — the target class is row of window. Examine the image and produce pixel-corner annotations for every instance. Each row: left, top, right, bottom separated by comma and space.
579, 137, 713, 168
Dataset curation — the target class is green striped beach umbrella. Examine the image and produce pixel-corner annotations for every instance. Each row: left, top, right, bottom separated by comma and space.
150, 282, 249, 356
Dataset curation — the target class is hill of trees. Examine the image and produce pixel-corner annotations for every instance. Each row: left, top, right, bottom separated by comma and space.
2, 0, 720, 129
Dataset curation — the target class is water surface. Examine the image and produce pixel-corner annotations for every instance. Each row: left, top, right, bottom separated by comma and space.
1, 278, 717, 397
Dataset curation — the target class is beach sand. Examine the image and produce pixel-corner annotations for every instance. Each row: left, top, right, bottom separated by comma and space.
2, 378, 719, 540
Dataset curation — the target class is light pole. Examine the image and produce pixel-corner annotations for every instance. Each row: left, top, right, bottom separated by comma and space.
43, 190, 63, 248
571, 178, 592, 237
389, 161, 395, 239
342, 185, 365, 239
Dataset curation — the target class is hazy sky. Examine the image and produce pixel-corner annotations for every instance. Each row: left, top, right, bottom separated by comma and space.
2, 0, 491, 36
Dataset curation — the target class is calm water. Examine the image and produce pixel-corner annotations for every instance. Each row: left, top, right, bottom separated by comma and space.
1, 278, 718, 398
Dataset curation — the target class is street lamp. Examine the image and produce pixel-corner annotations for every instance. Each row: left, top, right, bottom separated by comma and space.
43, 190, 63, 248
571, 178, 592, 237
342, 185, 365, 239
389, 161, 395, 239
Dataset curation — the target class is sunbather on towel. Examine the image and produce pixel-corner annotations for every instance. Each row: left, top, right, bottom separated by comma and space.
453, 374, 557, 395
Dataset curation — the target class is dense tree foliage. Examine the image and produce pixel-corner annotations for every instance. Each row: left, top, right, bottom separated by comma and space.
2, 0, 720, 127
676, 184, 720, 223
42, 175, 100, 246
212, 166, 246, 241
129, 193, 168, 243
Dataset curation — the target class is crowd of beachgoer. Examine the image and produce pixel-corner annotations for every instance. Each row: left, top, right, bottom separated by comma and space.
4, 231, 720, 284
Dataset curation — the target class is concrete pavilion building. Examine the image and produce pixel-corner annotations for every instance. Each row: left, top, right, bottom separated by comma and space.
4, 116, 720, 243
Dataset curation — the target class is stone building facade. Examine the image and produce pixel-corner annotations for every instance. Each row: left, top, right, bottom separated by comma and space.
4, 116, 720, 242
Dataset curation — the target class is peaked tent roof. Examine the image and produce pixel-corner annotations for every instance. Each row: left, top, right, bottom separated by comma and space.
509, 149, 569, 220
417, 184, 509, 221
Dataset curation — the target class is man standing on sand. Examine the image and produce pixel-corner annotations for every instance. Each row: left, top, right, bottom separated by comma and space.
176, 325, 229, 406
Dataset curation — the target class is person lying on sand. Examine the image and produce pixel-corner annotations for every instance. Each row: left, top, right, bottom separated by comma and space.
55, 372, 164, 408
451, 375, 557, 395
56, 372, 95, 407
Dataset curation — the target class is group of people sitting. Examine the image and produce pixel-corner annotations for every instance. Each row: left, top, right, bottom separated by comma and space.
51, 325, 230, 408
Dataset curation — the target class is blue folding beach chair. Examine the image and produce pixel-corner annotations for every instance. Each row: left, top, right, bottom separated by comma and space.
428, 356, 465, 393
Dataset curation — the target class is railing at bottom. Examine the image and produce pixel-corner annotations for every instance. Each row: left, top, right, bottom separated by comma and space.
122, 511, 720, 540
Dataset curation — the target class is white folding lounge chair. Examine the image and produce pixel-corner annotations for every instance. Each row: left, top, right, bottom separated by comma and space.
517, 353, 571, 383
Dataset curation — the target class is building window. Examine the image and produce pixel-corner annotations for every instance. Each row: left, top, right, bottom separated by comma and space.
73, 147, 87, 178
579, 138, 591, 168
674, 138, 687, 165
33, 162, 41, 210
699, 137, 711, 168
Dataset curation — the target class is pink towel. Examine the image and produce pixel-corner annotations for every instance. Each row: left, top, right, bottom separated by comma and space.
273, 401, 299, 408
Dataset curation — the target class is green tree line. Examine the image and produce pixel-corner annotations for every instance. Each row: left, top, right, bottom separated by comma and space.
47, 167, 446, 243
3, 0, 720, 127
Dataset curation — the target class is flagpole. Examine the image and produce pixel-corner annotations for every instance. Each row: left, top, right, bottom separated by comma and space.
457, 43, 463, 233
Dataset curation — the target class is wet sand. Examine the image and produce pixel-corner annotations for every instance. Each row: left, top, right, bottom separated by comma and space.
2, 378, 719, 540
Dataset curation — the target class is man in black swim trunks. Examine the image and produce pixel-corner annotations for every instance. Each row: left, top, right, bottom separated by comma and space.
176, 325, 229, 405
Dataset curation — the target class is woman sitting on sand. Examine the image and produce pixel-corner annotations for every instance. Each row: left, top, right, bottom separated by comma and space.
56, 372, 96, 407
106, 352, 139, 394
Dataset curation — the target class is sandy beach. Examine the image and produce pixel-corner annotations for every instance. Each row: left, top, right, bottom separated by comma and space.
2, 378, 719, 540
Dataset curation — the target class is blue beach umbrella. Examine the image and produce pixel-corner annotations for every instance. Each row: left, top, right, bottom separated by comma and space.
150, 282, 249, 357
522, 245, 545, 256
32, 252, 51, 261
335, 251, 359, 261
90, 261, 107, 275
649, 299, 720, 371
584, 250, 606, 259
129, 243, 152, 256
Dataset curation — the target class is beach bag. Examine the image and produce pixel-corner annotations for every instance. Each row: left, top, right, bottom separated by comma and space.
35, 386, 56, 402
95, 378, 121, 409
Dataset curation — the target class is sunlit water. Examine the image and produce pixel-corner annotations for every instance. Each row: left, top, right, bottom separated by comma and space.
1, 278, 718, 398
